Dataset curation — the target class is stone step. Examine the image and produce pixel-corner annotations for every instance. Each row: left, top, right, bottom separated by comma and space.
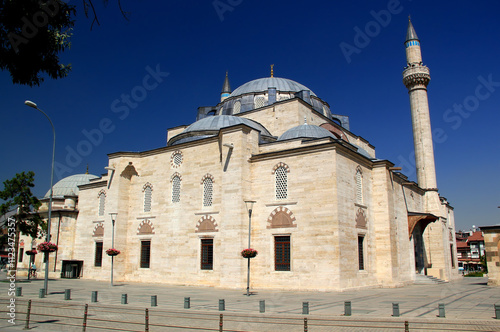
414, 274, 448, 284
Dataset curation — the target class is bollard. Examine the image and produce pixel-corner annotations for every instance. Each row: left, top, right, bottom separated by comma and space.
260, 300, 265, 313
91, 291, 98, 303
495, 304, 500, 319
304, 317, 308, 332
121, 294, 128, 305
404, 320, 409, 332
219, 313, 223, 332
219, 299, 225, 311
16, 287, 22, 297
82, 303, 88, 332
39, 288, 45, 298
392, 302, 400, 317
438, 303, 445, 318
344, 301, 351, 316
24, 299, 32, 330
145, 308, 149, 332
184, 297, 190, 309
302, 302, 309, 315
65, 289, 71, 300
151, 295, 157, 307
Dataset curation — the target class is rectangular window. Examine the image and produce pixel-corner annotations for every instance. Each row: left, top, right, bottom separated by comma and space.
18, 248, 24, 263
358, 235, 365, 270
274, 236, 290, 271
201, 239, 213, 270
140, 240, 151, 268
94, 242, 103, 267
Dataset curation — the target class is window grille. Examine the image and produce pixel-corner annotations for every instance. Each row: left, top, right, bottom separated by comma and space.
275, 167, 288, 200
201, 239, 213, 270
172, 176, 181, 203
254, 96, 265, 109
140, 240, 151, 268
233, 101, 241, 114
275, 236, 290, 271
173, 153, 182, 166
358, 236, 364, 270
203, 178, 213, 207
144, 185, 152, 212
98, 193, 105, 216
95, 242, 103, 267
356, 169, 363, 204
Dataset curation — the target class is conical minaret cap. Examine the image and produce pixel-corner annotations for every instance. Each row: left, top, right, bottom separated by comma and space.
405, 18, 419, 42
221, 71, 231, 94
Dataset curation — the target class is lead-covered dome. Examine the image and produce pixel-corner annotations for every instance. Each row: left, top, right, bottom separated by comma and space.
230, 77, 316, 97
168, 115, 273, 146
45, 173, 99, 198
278, 124, 336, 141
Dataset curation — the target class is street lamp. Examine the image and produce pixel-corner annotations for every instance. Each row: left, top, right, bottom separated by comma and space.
24, 100, 55, 296
244, 200, 256, 296
109, 213, 117, 286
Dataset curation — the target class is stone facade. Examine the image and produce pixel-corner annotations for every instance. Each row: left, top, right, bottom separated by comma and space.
481, 225, 500, 286
22, 20, 462, 290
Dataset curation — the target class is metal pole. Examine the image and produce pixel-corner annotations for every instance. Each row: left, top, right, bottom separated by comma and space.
25, 101, 55, 296
246, 208, 252, 296
111, 218, 115, 286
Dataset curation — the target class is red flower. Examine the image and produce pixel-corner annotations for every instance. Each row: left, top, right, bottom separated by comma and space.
106, 248, 120, 256
37, 242, 58, 252
241, 248, 258, 258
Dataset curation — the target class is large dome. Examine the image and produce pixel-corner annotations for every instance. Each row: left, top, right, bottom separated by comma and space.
45, 173, 99, 198
278, 124, 336, 141
230, 77, 316, 97
169, 115, 273, 146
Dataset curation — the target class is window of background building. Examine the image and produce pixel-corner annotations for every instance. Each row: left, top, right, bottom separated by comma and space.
98, 192, 105, 216
140, 240, 151, 268
172, 175, 181, 203
275, 167, 288, 200
201, 239, 213, 270
203, 178, 213, 207
18, 248, 23, 262
144, 185, 152, 212
274, 236, 290, 271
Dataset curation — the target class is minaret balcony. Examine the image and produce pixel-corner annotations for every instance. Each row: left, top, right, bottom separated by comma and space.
403, 65, 430, 89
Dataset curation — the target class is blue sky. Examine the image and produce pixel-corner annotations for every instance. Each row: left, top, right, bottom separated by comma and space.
1, 0, 499, 231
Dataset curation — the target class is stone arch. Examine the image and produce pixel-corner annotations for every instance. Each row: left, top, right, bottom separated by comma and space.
93, 224, 104, 237
320, 123, 349, 141
97, 189, 106, 198
137, 220, 155, 235
267, 207, 297, 229
200, 173, 215, 184
356, 208, 367, 229
195, 215, 218, 233
272, 162, 290, 174
143, 182, 153, 191
170, 172, 182, 182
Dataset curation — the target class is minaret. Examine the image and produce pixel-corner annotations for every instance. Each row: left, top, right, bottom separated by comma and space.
221, 71, 231, 102
402, 18, 437, 192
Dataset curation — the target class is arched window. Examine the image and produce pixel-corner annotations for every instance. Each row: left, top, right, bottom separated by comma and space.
356, 168, 363, 204
98, 190, 105, 216
172, 175, 181, 203
275, 166, 288, 200
233, 101, 241, 114
143, 183, 153, 212
201, 175, 214, 207
254, 96, 265, 109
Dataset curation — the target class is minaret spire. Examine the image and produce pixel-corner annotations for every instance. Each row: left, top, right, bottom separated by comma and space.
402, 19, 437, 193
221, 71, 231, 102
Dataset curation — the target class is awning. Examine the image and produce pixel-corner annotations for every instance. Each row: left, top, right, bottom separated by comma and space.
408, 212, 438, 239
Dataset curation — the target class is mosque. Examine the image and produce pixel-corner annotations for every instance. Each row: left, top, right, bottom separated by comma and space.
20, 19, 460, 290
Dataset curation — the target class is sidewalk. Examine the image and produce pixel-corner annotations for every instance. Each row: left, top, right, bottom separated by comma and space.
0, 271, 499, 331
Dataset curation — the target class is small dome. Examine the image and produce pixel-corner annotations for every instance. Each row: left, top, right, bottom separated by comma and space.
169, 115, 273, 146
278, 124, 336, 141
45, 173, 99, 198
230, 77, 316, 97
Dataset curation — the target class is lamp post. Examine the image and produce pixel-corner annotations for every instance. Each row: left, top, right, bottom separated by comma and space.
244, 200, 256, 296
24, 100, 55, 296
109, 213, 117, 286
